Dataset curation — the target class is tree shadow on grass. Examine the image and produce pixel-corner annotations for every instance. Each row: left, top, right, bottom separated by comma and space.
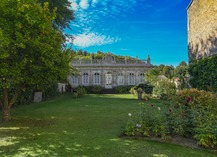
0, 118, 94, 157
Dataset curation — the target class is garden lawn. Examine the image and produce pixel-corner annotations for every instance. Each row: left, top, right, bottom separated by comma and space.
0, 94, 216, 157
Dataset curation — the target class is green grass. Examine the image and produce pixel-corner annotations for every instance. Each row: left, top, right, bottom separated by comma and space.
0, 94, 216, 157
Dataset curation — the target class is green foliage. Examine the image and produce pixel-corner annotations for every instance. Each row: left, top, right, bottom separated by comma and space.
134, 83, 154, 94
170, 89, 217, 148
0, 0, 69, 90
145, 67, 160, 85
38, 0, 74, 30
125, 113, 135, 136
77, 85, 103, 94
88, 85, 103, 94
129, 87, 137, 96
125, 104, 167, 138
0, 94, 215, 156
0, 0, 72, 120
9, 88, 34, 107
145, 65, 175, 85
174, 61, 189, 89
114, 85, 133, 94
72, 50, 138, 61
129, 83, 154, 101
145, 61, 189, 93
72, 87, 87, 98
125, 88, 217, 148
153, 80, 176, 100
188, 54, 217, 92
142, 93, 152, 101
43, 83, 60, 100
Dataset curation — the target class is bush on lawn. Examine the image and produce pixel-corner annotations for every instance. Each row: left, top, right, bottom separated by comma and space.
72, 86, 87, 98
89, 85, 103, 94
134, 83, 154, 94
115, 85, 133, 94
153, 80, 176, 100
129, 83, 154, 97
125, 88, 217, 149
170, 88, 217, 148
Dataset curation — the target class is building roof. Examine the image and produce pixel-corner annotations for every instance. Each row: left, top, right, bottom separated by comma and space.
187, 0, 194, 10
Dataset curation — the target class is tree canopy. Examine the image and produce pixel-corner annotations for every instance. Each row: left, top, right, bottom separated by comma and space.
145, 62, 188, 87
0, 0, 72, 121
38, 0, 74, 30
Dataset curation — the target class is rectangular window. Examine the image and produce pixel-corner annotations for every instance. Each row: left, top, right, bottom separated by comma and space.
72, 76, 78, 84
82, 73, 89, 84
118, 76, 124, 85
128, 73, 135, 85
94, 73, 100, 84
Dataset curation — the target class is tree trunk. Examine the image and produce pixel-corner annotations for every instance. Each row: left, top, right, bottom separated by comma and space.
2, 88, 10, 121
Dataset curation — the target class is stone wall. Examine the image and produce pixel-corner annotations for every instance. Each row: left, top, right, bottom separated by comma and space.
188, 0, 217, 62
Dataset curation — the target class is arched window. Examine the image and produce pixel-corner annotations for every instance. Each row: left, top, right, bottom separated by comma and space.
71, 75, 78, 84
128, 73, 135, 85
117, 73, 124, 85
82, 73, 89, 84
139, 73, 144, 83
94, 73, 100, 84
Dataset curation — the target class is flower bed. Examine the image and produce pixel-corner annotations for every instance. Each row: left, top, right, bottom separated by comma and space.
124, 89, 217, 149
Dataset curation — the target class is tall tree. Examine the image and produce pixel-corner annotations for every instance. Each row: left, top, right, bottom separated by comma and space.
38, 0, 74, 30
0, 0, 71, 121
162, 65, 174, 79
145, 67, 160, 85
174, 61, 188, 89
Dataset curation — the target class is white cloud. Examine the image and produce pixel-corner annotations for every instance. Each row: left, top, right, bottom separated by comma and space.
68, 0, 139, 48
69, 0, 78, 11
91, 0, 98, 6
72, 32, 120, 47
79, 0, 89, 9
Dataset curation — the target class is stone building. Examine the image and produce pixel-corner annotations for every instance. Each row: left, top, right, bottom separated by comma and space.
187, 0, 217, 62
68, 54, 152, 89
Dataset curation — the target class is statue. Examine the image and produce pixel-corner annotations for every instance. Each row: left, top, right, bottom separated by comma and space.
147, 55, 151, 65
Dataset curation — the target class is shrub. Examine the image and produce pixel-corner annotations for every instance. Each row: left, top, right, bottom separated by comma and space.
114, 86, 131, 94
43, 83, 60, 100
125, 104, 167, 139
153, 80, 176, 100
89, 85, 103, 94
125, 88, 217, 148
76, 85, 102, 94
129, 87, 137, 95
142, 93, 151, 101
170, 89, 217, 148
125, 113, 135, 136
72, 86, 87, 98
134, 83, 154, 94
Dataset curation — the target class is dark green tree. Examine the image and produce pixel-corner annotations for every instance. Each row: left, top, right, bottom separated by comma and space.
174, 61, 188, 89
38, 0, 74, 30
0, 0, 72, 121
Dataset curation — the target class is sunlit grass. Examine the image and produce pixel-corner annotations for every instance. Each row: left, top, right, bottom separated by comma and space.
0, 94, 216, 157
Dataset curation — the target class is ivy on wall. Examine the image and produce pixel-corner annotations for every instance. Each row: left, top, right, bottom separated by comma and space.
188, 54, 217, 92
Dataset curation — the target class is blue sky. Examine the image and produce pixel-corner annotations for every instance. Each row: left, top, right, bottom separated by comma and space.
66, 0, 191, 66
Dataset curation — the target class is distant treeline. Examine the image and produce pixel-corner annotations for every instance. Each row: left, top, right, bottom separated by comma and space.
70, 49, 138, 60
